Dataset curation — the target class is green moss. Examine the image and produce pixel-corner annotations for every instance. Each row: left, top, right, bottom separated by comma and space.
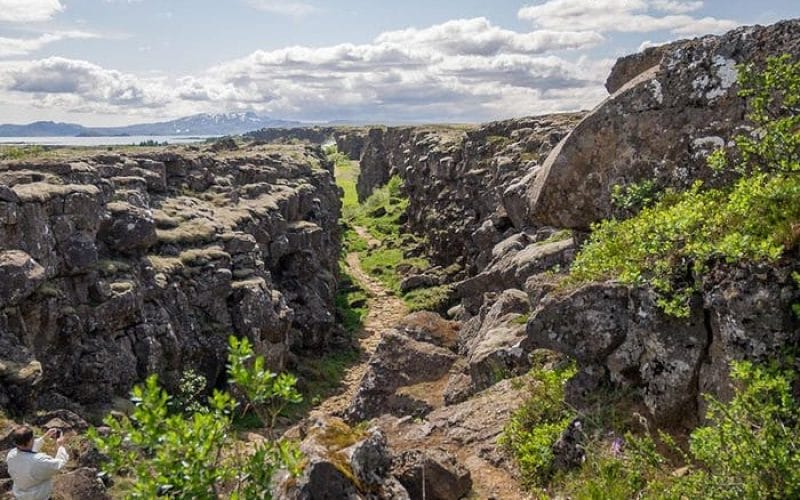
147, 255, 184, 274
156, 218, 218, 245
511, 313, 530, 325
178, 246, 230, 266
110, 281, 134, 294
97, 259, 132, 277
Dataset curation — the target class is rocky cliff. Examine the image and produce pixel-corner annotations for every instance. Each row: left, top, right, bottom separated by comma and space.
351, 115, 582, 273
0, 143, 341, 414
341, 19, 800, 428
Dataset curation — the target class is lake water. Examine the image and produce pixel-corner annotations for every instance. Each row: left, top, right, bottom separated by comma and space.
0, 136, 216, 146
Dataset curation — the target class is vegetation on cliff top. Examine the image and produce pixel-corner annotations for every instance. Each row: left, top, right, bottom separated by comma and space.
569, 55, 800, 317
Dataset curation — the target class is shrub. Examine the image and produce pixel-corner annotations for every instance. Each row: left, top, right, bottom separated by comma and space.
666, 361, 800, 499
91, 336, 302, 499
499, 363, 577, 487
554, 361, 800, 499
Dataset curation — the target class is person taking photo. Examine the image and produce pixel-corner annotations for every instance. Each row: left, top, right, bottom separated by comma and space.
5, 426, 69, 500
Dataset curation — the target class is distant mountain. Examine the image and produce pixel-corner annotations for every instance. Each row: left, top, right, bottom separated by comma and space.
0, 112, 304, 137
0, 121, 89, 137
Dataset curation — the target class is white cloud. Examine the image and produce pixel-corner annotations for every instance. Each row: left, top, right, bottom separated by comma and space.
0, 57, 169, 111
0, 0, 63, 23
518, 0, 737, 36
651, 0, 703, 14
0, 31, 98, 58
0, 5, 748, 124
245, 0, 318, 17
375, 17, 604, 55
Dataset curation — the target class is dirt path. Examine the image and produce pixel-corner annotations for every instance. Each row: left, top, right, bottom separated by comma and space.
311, 228, 407, 416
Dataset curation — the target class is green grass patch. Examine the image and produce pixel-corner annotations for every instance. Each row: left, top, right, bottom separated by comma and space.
288, 348, 361, 420
404, 284, 455, 313
336, 270, 368, 333
0, 145, 46, 160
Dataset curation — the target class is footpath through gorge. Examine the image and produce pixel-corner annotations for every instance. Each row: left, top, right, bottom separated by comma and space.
311, 229, 407, 417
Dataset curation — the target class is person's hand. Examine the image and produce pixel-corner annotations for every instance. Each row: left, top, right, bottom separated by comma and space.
44, 428, 59, 440
56, 435, 68, 447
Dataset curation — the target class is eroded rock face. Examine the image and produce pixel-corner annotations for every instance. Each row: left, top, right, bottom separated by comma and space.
528, 19, 800, 229
522, 256, 800, 425
0, 144, 341, 412
524, 282, 709, 425
350, 115, 583, 272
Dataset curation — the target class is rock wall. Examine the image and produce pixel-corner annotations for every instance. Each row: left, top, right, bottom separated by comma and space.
351, 115, 583, 272
528, 19, 800, 230
0, 143, 341, 413
345, 19, 800, 426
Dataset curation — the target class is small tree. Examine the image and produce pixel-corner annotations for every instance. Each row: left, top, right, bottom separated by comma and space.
90, 336, 302, 499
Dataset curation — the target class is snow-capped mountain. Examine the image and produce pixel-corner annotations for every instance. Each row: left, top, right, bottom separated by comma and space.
0, 113, 304, 137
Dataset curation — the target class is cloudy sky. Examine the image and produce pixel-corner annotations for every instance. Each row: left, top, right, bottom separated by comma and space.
0, 0, 795, 126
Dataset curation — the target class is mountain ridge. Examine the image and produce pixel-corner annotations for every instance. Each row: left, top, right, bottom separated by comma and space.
0, 112, 304, 137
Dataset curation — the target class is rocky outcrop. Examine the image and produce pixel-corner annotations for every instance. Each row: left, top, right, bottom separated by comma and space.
275, 416, 410, 500
350, 115, 583, 272
391, 449, 472, 500
528, 19, 800, 229
522, 256, 799, 425
344, 327, 458, 422
0, 143, 341, 413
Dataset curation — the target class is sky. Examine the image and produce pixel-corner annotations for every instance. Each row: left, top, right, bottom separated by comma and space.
0, 0, 796, 126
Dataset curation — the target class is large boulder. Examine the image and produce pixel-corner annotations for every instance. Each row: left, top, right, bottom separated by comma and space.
528, 20, 800, 229
524, 282, 709, 425
344, 330, 458, 422
52, 468, 109, 500
275, 417, 410, 500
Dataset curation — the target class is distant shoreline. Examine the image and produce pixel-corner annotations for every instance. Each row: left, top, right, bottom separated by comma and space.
0, 135, 216, 147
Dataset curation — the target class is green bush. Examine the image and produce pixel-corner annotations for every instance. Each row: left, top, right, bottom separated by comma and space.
554, 361, 800, 499
91, 336, 302, 499
666, 361, 800, 499
569, 55, 800, 317
499, 363, 577, 487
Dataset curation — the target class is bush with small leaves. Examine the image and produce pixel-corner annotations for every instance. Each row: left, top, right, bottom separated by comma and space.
499, 363, 577, 487
90, 336, 302, 499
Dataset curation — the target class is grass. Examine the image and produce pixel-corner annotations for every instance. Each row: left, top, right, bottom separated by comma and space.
0, 145, 46, 160
404, 284, 455, 313
287, 348, 361, 420
328, 145, 448, 312
336, 270, 368, 333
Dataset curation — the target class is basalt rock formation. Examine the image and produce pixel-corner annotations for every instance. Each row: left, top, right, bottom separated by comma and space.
338, 19, 800, 429
528, 19, 800, 229
0, 143, 341, 413
352, 115, 582, 273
